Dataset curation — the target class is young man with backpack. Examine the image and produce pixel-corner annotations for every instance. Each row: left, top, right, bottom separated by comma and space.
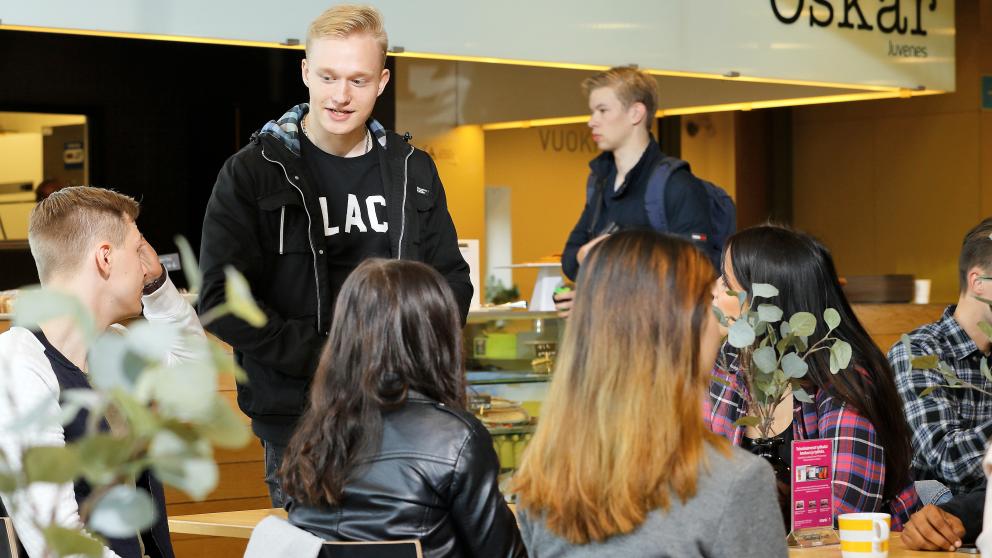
559, 67, 733, 291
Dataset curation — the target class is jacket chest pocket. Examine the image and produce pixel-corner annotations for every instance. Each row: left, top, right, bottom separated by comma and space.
408, 189, 434, 247
258, 190, 312, 255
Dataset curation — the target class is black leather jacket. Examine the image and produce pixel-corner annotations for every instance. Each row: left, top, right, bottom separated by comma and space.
288, 393, 527, 558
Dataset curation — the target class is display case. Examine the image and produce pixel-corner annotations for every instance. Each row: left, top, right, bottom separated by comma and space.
464, 309, 561, 474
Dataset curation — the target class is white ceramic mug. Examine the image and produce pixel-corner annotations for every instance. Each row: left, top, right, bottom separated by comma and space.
914, 279, 932, 304
838, 512, 890, 558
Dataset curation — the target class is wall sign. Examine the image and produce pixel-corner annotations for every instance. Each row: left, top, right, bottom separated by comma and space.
2, 0, 956, 91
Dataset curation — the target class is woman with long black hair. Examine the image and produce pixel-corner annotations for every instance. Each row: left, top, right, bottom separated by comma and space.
279, 258, 524, 557
707, 225, 920, 528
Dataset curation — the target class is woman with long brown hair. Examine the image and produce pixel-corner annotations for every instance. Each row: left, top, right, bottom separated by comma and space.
279, 259, 524, 557
514, 230, 786, 557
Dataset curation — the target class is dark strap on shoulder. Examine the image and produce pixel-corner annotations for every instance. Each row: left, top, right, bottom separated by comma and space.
644, 156, 689, 233
585, 173, 607, 236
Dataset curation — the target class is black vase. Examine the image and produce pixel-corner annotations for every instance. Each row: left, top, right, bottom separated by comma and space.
748, 436, 792, 532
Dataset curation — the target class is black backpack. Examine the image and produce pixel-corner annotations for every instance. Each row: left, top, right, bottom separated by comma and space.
585, 156, 735, 267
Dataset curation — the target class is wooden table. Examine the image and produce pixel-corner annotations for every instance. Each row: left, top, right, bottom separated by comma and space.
170, 509, 962, 557
168, 508, 286, 539
788, 533, 960, 557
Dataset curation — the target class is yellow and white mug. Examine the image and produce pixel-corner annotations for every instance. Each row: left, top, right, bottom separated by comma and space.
838, 513, 890, 558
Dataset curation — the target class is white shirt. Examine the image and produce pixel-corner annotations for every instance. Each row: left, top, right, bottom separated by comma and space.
0, 277, 204, 558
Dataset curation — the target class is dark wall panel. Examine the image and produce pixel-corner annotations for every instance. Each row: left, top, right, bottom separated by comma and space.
0, 30, 396, 288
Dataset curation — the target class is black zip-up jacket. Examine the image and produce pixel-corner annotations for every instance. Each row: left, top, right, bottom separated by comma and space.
199, 105, 473, 444
561, 139, 711, 281
938, 485, 985, 544
288, 393, 526, 558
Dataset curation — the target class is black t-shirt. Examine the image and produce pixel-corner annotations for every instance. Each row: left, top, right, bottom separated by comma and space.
300, 131, 391, 310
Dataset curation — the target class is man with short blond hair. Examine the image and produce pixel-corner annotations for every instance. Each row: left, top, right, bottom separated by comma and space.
199, 4, 472, 507
560, 66, 712, 282
1, 186, 204, 558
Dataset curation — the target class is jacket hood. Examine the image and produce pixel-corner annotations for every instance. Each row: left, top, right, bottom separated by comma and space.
259, 103, 388, 157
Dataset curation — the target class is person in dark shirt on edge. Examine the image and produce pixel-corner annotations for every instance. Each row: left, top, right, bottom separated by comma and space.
902, 486, 984, 552
198, 4, 472, 508
555, 66, 710, 316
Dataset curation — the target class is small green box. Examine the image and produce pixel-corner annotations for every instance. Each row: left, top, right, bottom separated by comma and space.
473, 333, 517, 359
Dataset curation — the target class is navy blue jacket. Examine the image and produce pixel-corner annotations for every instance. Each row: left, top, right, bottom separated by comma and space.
561, 139, 711, 281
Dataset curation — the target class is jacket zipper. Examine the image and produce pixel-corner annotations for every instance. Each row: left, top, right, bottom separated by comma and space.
261, 147, 323, 333
279, 206, 285, 255
397, 145, 414, 260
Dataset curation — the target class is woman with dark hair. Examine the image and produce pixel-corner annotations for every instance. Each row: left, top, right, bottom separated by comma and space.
279, 259, 524, 557
515, 230, 787, 557
707, 224, 920, 529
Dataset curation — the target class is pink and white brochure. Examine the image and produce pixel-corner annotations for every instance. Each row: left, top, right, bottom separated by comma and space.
791, 439, 834, 531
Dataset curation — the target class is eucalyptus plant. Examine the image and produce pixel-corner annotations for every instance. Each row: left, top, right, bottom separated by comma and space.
713, 283, 853, 439
0, 237, 262, 557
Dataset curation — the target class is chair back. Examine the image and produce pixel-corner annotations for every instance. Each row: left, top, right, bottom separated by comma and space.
0, 497, 22, 558
320, 539, 423, 558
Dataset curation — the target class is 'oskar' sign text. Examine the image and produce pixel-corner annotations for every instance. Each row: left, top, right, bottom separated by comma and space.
770, 0, 937, 35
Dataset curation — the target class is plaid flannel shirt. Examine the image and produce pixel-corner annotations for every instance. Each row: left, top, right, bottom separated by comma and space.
704, 367, 919, 530
888, 305, 992, 495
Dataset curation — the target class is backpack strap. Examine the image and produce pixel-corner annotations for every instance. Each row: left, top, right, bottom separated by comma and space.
644, 156, 689, 232
584, 172, 608, 236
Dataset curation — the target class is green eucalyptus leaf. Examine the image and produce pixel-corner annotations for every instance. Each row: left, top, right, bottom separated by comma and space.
24, 446, 80, 484
911, 354, 940, 370
782, 353, 809, 378
77, 434, 135, 485
13, 288, 96, 343
712, 306, 730, 327
751, 283, 779, 299
757, 304, 783, 323
41, 526, 103, 558
919, 385, 939, 397
780, 321, 792, 338
87, 335, 138, 391
152, 457, 218, 501
125, 321, 181, 362
148, 428, 196, 459
975, 295, 992, 307
790, 335, 809, 353
174, 235, 202, 301
735, 290, 747, 307
773, 369, 787, 385
776, 337, 790, 355
751, 320, 768, 336
113, 393, 158, 437
900, 334, 913, 357
88, 485, 157, 538
710, 373, 732, 389
0, 471, 17, 492
823, 308, 841, 331
198, 399, 251, 450
829, 340, 853, 373
209, 342, 247, 384
734, 416, 761, 428
979, 322, 992, 342
789, 312, 817, 338
224, 267, 267, 328
138, 362, 218, 422
982, 358, 992, 384
793, 386, 814, 403
728, 319, 756, 349
752, 346, 777, 374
